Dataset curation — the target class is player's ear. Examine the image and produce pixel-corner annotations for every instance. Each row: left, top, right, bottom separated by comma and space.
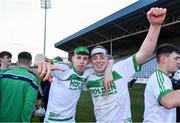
72, 56, 75, 63
160, 55, 166, 64
30, 61, 32, 66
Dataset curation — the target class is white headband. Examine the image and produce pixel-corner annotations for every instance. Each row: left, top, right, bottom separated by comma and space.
91, 47, 107, 56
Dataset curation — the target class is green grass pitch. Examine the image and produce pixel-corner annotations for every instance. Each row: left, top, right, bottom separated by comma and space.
32, 84, 145, 122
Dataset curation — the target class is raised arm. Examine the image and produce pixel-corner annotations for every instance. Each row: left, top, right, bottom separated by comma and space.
136, 7, 167, 65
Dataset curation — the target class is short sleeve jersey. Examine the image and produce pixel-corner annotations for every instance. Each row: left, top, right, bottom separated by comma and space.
44, 63, 90, 122
87, 55, 141, 122
143, 70, 176, 122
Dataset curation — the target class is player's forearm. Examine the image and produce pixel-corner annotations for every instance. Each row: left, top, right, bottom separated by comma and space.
161, 90, 180, 109
104, 59, 114, 91
105, 59, 114, 73
136, 24, 161, 65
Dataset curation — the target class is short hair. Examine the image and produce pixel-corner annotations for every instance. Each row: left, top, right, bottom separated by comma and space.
53, 56, 63, 62
18, 52, 32, 65
156, 43, 180, 63
0, 51, 12, 58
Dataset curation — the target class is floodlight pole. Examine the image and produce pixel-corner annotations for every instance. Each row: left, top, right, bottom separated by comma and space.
40, 0, 51, 56
43, 8, 47, 55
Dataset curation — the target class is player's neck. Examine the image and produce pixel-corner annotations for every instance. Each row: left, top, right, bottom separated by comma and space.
157, 65, 169, 75
95, 71, 104, 76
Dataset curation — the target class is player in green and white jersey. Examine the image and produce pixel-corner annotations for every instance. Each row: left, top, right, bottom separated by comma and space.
44, 47, 92, 122
143, 44, 180, 122
87, 7, 167, 122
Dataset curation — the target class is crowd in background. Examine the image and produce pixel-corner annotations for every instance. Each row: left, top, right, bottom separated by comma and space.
0, 50, 66, 122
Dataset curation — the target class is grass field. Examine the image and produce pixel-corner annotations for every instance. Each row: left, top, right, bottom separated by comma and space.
129, 84, 145, 122
76, 83, 145, 122
33, 84, 146, 122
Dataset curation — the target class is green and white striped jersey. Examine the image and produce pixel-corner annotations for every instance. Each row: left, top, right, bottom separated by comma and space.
143, 70, 176, 122
44, 63, 91, 122
87, 55, 141, 122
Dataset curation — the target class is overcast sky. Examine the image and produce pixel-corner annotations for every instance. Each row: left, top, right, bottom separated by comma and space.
0, 0, 138, 63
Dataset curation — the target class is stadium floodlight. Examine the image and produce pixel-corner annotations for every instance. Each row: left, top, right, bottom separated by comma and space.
40, 0, 51, 55
40, 0, 51, 9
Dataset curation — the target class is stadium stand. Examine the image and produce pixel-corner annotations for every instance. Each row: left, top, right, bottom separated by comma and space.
54, 0, 180, 83
115, 55, 157, 83
134, 56, 157, 78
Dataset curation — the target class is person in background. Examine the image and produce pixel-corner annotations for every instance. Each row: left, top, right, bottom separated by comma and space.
0, 51, 40, 122
0, 51, 12, 70
170, 66, 180, 90
52, 56, 63, 63
128, 78, 137, 88
143, 44, 180, 122
52, 56, 73, 68
170, 66, 180, 122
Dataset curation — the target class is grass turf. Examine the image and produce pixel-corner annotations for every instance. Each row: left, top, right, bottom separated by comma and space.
76, 83, 145, 122
32, 84, 145, 122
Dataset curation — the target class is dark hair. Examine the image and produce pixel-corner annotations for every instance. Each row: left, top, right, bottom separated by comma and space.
156, 43, 180, 63
53, 56, 63, 62
0, 51, 12, 58
18, 51, 32, 65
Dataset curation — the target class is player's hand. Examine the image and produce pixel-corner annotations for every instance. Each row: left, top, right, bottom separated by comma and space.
147, 7, 167, 25
36, 62, 52, 82
104, 75, 113, 92
35, 62, 65, 82
36, 99, 43, 108
104, 59, 114, 91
